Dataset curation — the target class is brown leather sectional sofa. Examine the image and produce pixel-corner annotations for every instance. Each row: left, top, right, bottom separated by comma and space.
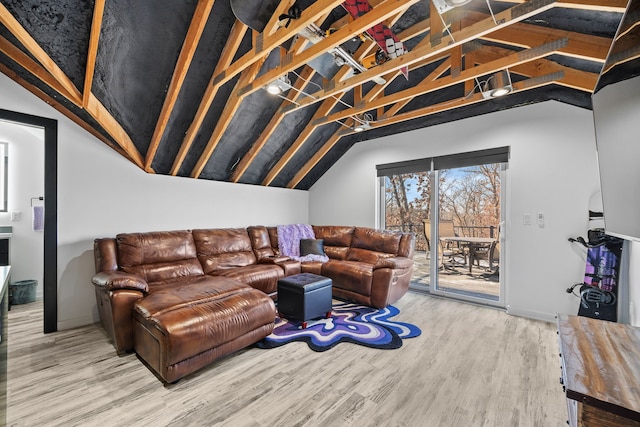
92, 225, 414, 382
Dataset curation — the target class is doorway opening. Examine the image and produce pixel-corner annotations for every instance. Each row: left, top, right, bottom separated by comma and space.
0, 109, 57, 333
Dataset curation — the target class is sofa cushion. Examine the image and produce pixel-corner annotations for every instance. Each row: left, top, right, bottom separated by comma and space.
312, 226, 354, 260
116, 231, 204, 283
212, 264, 284, 294
134, 277, 274, 366
135, 275, 250, 318
321, 260, 373, 296
346, 247, 394, 265
247, 226, 276, 259
350, 227, 402, 255
193, 228, 257, 274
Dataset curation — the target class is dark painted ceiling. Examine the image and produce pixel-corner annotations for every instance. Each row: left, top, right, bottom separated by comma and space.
0, 0, 636, 189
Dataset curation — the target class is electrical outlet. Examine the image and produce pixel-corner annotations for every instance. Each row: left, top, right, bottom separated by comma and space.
10, 211, 21, 221
538, 212, 545, 228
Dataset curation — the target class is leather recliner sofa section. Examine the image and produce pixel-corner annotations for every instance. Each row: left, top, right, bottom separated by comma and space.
92, 225, 414, 383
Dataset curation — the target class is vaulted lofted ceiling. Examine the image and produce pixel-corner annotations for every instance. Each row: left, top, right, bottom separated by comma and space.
0, 0, 633, 189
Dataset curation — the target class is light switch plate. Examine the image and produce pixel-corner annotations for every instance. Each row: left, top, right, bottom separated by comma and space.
10, 211, 21, 221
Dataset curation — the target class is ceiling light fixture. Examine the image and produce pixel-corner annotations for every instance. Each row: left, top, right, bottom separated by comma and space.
265, 75, 292, 95
482, 70, 513, 99
352, 113, 373, 132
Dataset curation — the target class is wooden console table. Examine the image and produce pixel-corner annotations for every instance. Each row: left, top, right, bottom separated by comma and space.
557, 314, 640, 426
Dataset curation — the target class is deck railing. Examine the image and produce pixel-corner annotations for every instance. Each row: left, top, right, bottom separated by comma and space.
386, 223, 498, 251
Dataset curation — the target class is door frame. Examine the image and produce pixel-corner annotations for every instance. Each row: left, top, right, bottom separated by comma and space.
0, 109, 57, 333
429, 165, 506, 308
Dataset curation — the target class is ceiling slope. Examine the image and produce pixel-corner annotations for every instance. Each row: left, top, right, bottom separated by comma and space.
0, 0, 631, 189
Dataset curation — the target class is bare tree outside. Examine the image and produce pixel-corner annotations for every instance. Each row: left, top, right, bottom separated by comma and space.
384, 164, 501, 249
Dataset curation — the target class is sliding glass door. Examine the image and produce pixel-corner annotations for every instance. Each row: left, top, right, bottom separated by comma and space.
432, 165, 503, 306
378, 148, 507, 308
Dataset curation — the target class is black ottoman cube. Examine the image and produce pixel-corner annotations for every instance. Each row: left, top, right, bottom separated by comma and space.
277, 273, 332, 328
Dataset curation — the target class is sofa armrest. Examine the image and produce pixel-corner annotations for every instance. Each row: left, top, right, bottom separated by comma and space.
258, 256, 290, 264
92, 271, 149, 293
373, 257, 413, 270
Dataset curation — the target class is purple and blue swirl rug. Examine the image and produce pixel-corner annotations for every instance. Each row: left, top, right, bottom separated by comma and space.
256, 301, 421, 352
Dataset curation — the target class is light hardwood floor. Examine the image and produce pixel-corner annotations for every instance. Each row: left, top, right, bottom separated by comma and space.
7, 293, 567, 426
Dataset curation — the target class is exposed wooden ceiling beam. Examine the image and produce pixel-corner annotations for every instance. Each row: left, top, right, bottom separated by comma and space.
287, 74, 563, 188
213, 0, 345, 91
287, 0, 558, 112
499, 0, 627, 12
169, 19, 247, 175
0, 3, 82, 105
260, 6, 417, 187
229, 65, 315, 183
190, 58, 265, 178
465, 12, 612, 63
235, 4, 411, 184
0, 2, 144, 168
239, 0, 421, 101
0, 61, 133, 163
228, 8, 338, 183
0, 36, 78, 103
83, 0, 105, 108
261, 97, 341, 186
145, 0, 216, 172
474, 46, 599, 91
315, 38, 567, 126
265, 0, 297, 36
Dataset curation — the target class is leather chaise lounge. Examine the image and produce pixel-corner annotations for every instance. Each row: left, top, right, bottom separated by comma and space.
92, 225, 415, 382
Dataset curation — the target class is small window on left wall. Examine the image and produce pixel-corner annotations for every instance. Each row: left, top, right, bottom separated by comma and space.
0, 142, 7, 212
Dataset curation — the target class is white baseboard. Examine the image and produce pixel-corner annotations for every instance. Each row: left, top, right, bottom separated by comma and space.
57, 314, 97, 331
506, 306, 557, 323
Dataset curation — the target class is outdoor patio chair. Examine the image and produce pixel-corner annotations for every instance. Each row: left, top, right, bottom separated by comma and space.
423, 219, 466, 269
470, 238, 499, 273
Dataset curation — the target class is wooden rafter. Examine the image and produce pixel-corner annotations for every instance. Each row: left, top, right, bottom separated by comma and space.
259, 7, 428, 186
0, 62, 133, 163
229, 65, 315, 183
239, 0, 421, 101
467, 13, 613, 63
189, 1, 309, 179
499, 0, 627, 12
211, 0, 346, 92
286, 74, 563, 189
0, 2, 144, 168
169, 19, 248, 176
190, 58, 265, 178
145, 0, 215, 172
83, 0, 105, 108
0, 3, 81, 105
231, 2, 410, 184
278, 1, 564, 113
314, 38, 568, 126
0, 36, 77, 102
474, 46, 599, 91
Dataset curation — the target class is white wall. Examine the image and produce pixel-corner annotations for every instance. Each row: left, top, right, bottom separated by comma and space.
0, 121, 45, 297
0, 73, 309, 330
309, 101, 601, 322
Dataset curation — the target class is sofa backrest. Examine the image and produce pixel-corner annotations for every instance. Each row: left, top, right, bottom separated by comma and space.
116, 230, 204, 283
247, 226, 276, 259
193, 228, 257, 274
398, 233, 416, 259
346, 227, 402, 264
312, 226, 355, 260
94, 238, 118, 273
